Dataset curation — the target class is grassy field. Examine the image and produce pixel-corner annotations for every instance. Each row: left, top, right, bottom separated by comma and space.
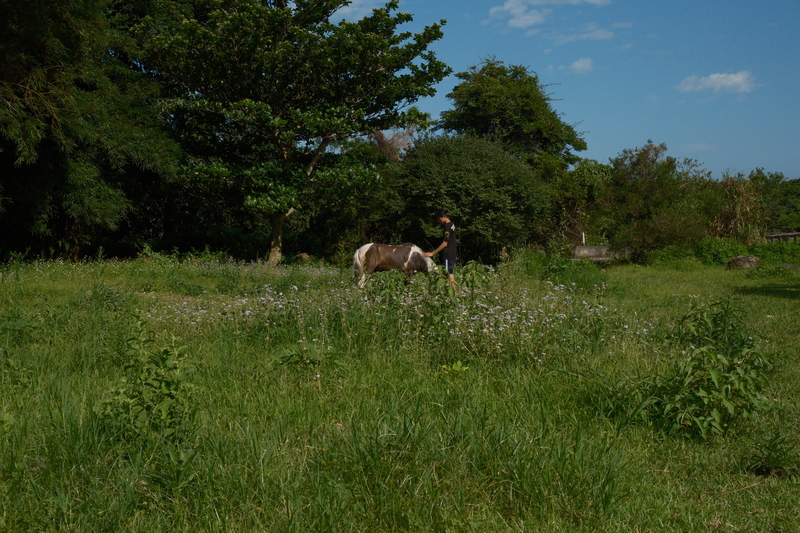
1, 253, 799, 531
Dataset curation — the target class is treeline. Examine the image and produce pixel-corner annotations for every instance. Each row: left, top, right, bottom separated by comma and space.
2, 0, 798, 264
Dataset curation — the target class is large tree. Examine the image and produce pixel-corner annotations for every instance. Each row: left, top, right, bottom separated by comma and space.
134, 0, 450, 264
438, 58, 586, 179
0, 0, 178, 258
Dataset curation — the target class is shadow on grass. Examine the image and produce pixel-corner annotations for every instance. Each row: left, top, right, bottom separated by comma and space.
736, 283, 800, 299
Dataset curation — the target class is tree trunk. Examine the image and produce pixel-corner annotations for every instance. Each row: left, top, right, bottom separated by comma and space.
267, 208, 294, 265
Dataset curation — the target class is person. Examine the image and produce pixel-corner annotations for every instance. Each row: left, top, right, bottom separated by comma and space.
424, 209, 457, 290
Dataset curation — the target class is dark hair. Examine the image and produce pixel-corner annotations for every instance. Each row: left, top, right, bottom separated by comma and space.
434, 209, 448, 218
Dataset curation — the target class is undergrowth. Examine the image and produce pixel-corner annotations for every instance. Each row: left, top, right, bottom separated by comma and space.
601, 298, 772, 439
1, 257, 797, 531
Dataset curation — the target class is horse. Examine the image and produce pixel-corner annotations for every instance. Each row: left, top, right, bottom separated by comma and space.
353, 243, 436, 288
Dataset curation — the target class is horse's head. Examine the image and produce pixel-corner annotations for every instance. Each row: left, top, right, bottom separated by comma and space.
407, 245, 435, 274
421, 254, 436, 273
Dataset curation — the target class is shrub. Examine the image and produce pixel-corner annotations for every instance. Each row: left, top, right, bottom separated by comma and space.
605, 298, 771, 439
384, 135, 554, 262
749, 240, 800, 266
695, 236, 748, 266
644, 245, 696, 265
627, 345, 770, 438
96, 317, 198, 441
499, 251, 607, 290
500, 248, 547, 279
676, 297, 752, 351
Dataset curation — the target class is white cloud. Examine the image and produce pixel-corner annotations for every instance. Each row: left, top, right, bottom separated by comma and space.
552, 22, 614, 45
487, 0, 610, 30
488, 1, 550, 29
568, 57, 594, 73
677, 71, 756, 94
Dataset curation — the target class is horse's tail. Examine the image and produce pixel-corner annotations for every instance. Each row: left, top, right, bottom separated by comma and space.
353, 244, 373, 287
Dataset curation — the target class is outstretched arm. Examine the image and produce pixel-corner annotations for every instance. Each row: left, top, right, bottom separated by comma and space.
424, 241, 448, 257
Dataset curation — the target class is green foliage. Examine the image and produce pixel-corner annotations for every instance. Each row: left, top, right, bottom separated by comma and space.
752, 168, 800, 232
500, 249, 607, 290
0, 0, 99, 164
740, 433, 800, 478
595, 141, 714, 261
644, 245, 697, 266
556, 159, 612, 244
458, 260, 493, 297
607, 299, 771, 439
695, 236, 749, 265
542, 258, 608, 290
631, 345, 769, 438
135, 0, 450, 263
439, 359, 469, 376
438, 58, 587, 176
0, 0, 176, 259
749, 240, 800, 265
499, 247, 548, 278
675, 297, 753, 352
0, 0, 179, 259
709, 172, 766, 245
382, 135, 553, 261
363, 269, 413, 301
97, 317, 198, 440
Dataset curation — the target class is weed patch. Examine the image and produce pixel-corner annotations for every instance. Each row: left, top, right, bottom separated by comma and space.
740, 432, 800, 478
96, 317, 198, 442
601, 299, 772, 439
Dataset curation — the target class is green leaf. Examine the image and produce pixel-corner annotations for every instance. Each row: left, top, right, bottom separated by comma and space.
708, 368, 722, 388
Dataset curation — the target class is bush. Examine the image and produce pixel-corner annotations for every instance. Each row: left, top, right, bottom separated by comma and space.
749, 240, 800, 266
500, 250, 607, 290
500, 248, 547, 278
605, 298, 771, 439
695, 236, 748, 266
644, 245, 696, 265
385, 135, 553, 262
627, 345, 770, 438
97, 318, 198, 441
594, 142, 714, 262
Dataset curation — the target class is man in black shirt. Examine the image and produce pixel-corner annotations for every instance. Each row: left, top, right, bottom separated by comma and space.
424, 209, 457, 290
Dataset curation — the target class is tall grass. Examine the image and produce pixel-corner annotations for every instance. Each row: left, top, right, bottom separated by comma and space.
1, 255, 799, 531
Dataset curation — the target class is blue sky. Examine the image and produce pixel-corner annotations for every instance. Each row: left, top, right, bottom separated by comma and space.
339, 0, 800, 179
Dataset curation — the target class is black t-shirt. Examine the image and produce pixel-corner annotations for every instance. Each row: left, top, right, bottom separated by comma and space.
441, 221, 457, 261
